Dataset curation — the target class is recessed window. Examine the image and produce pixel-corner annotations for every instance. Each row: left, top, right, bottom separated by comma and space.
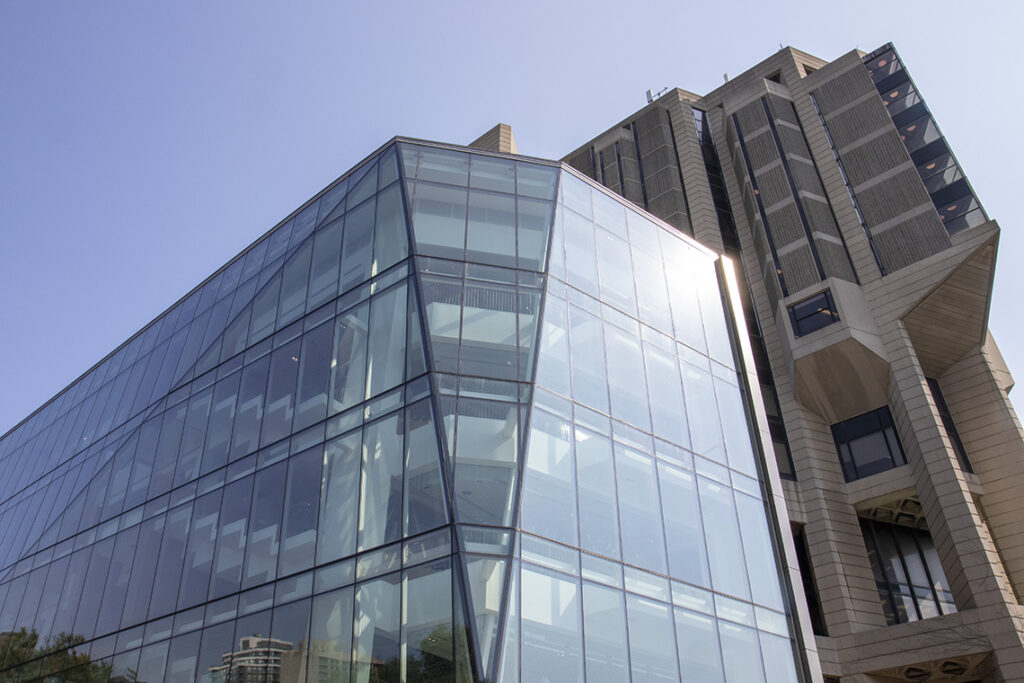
766, 71, 782, 84
926, 378, 973, 473
860, 517, 956, 625
831, 406, 907, 481
792, 524, 827, 636
787, 290, 839, 337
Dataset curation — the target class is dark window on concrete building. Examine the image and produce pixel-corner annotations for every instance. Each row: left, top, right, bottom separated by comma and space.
788, 290, 839, 337
831, 407, 907, 481
792, 524, 827, 636
926, 377, 973, 474
860, 517, 956, 625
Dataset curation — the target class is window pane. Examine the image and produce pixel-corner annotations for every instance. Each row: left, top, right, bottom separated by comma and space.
353, 573, 401, 682
569, 306, 608, 413
520, 564, 583, 683
210, 475, 253, 599
563, 209, 599, 297
576, 426, 620, 558
366, 283, 407, 398
279, 447, 322, 576
307, 218, 344, 311
534, 294, 570, 397
659, 462, 710, 587
412, 182, 467, 260
294, 321, 334, 432
453, 398, 518, 526
149, 503, 192, 619
373, 183, 409, 275
645, 344, 689, 448
230, 356, 269, 461
318, 431, 361, 565
309, 586, 354, 683
674, 608, 724, 683
358, 413, 404, 551
243, 462, 286, 588
261, 339, 301, 447
460, 281, 518, 380
404, 399, 448, 537
404, 558, 454, 680
698, 477, 750, 600
467, 189, 516, 267
627, 595, 679, 683
178, 489, 222, 610
521, 410, 578, 546
202, 372, 241, 475
615, 445, 667, 573
420, 275, 462, 374
341, 198, 375, 294
122, 515, 165, 627
330, 303, 369, 415
278, 239, 313, 327
517, 197, 553, 272
605, 322, 650, 431
582, 582, 630, 683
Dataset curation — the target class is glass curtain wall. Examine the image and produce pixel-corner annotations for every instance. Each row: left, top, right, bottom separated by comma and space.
0, 140, 803, 682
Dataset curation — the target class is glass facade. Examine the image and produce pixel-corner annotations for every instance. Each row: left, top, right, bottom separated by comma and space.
0, 140, 803, 682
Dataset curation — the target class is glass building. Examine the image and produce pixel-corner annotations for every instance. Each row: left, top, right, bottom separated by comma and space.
0, 140, 809, 682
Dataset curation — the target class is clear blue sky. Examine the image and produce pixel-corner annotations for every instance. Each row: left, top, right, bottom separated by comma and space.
2, 1, 1022, 434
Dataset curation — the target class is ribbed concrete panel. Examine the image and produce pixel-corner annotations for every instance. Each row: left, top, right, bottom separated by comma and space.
758, 164, 791, 207
765, 202, 806, 247
857, 168, 935, 225
871, 213, 951, 272
818, 240, 857, 282
746, 131, 780, 171
813, 65, 876, 114
778, 245, 822, 293
825, 99, 892, 150
840, 131, 910, 187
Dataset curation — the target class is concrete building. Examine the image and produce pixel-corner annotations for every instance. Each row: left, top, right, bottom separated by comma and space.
560, 43, 1024, 681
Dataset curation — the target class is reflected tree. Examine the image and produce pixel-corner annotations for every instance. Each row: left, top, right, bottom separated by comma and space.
0, 628, 115, 681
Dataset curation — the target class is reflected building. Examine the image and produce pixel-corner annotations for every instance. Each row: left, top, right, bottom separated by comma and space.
0, 137, 812, 681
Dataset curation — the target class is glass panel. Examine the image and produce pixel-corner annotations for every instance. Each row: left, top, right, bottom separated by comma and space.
366, 283, 407, 398
596, 228, 637, 315
202, 372, 240, 475
279, 447, 322, 576
569, 305, 608, 413
459, 280, 518, 380
719, 622, 765, 683
582, 582, 630, 683
261, 338, 301, 447
658, 462, 710, 587
308, 217, 344, 311
470, 155, 515, 193
420, 275, 462, 374
517, 197, 553, 272
521, 409, 577, 546
318, 431, 361, 565
146, 503, 191, 620
605, 322, 651, 431
270, 598, 311, 683
563, 209, 599, 297
404, 399, 448, 537
243, 461, 286, 588
178, 489, 222, 610
290, 321, 334, 432
416, 147, 469, 186
404, 558, 454, 681
339, 198, 375, 296
465, 555, 506, 678
467, 189, 516, 267
353, 573, 401, 682
674, 608, 724, 683
520, 564, 583, 683
250, 271, 282, 343
121, 515, 164, 627
330, 302, 370, 415
358, 413, 404, 551
615, 444, 667, 573
453, 398, 518, 526
310, 586, 354, 683
230, 356, 269, 461
373, 183, 409, 276
575, 426, 619, 559
627, 595, 679, 682
279, 239, 313, 327
760, 632, 799, 683
210, 475, 253, 599
698, 477, 750, 601
412, 182, 468, 260
196, 620, 234, 683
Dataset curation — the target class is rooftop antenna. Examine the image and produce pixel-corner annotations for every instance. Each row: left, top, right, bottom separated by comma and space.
723, 73, 729, 83
645, 87, 670, 104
